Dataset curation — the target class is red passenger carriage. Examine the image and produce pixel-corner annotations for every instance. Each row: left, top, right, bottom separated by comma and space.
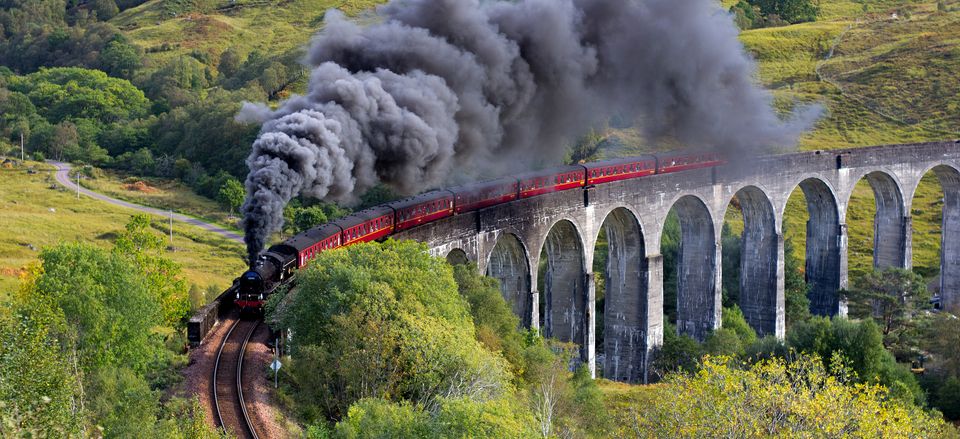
655, 151, 724, 174
390, 191, 455, 232
338, 206, 396, 246
518, 165, 586, 198
585, 155, 657, 185
451, 178, 519, 214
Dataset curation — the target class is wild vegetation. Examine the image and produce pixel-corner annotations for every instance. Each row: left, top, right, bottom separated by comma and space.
1, 0, 959, 436
264, 241, 960, 437
0, 215, 220, 436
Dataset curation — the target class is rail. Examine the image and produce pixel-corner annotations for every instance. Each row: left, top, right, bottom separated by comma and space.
212, 318, 261, 439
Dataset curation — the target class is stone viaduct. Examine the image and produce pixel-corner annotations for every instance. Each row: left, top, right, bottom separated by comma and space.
393, 141, 960, 383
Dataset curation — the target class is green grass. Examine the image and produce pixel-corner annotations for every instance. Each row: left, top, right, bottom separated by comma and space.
79, 169, 240, 231
0, 162, 246, 298
113, 0, 385, 74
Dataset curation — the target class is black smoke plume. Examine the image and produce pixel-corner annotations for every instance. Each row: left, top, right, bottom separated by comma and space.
240, 0, 821, 263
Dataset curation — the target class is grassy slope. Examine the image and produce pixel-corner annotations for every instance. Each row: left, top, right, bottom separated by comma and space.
0, 163, 246, 297
79, 169, 241, 230
112, 0, 382, 73
762, 1, 956, 281
711, 1, 957, 282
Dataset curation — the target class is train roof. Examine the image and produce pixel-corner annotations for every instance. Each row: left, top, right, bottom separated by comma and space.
449, 176, 518, 194
335, 205, 396, 229
516, 165, 586, 181
280, 223, 343, 253
387, 190, 455, 210
654, 149, 721, 159
583, 155, 657, 169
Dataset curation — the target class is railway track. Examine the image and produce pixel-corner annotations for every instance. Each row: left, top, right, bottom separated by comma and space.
213, 318, 261, 439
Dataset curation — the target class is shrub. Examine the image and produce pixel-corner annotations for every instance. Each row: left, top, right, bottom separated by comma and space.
631, 355, 948, 437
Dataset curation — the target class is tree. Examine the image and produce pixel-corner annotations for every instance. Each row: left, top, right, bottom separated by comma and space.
260, 61, 288, 98
333, 396, 537, 438
730, 1, 762, 30
217, 177, 244, 215
566, 129, 605, 165
99, 38, 141, 79
92, 0, 119, 20
651, 322, 702, 378
0, 306, 84, 436
20, 242, 164, 374
930, 377, 960, 420
51, 120, 79, 160
720, 223, 741, 307
452, 264, 525, 378
748, 0, 820, 24
787, 317, 924, 404
87, 366, 160, 437
114, 214, 190, 327
845, 268, 931, 358
144, 56, 209, 103
783, 235, 811, 326
10, 67, 150, 124
293, 205, 328, 233
269, 240, 510, 421
925, 313, 960, 378
218, 47, 243, 80
117, 147, 157, 175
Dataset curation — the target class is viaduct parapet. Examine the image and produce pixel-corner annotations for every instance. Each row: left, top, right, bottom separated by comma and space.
393, 141, 960, 383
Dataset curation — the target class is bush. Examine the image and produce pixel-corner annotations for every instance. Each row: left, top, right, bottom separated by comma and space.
788, 317, 924, 405
721, 305, 757, 346
333, 396, 537, 439
651, 322, 702, 377
631, 355, 948, 437
703, 328, 745, 357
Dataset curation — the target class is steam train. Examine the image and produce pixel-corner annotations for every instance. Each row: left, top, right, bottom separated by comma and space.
235, 150, 724, 310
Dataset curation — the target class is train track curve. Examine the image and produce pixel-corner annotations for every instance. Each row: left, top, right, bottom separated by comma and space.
213, 318, 261, 439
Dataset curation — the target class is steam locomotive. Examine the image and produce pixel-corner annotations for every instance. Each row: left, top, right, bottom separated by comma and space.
236, 150, 724, 311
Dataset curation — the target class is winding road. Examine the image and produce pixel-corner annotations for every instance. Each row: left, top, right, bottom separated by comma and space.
51, 161, 244, 244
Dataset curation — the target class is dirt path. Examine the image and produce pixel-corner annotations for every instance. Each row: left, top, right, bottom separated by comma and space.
50, 161, 244, 244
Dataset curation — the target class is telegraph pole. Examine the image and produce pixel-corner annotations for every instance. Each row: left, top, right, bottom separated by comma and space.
20, 132, 24, 162
169, 210, 174, 248
76, 172, 80, 199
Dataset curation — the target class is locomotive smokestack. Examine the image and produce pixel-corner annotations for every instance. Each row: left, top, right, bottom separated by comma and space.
240, 0, 821, 261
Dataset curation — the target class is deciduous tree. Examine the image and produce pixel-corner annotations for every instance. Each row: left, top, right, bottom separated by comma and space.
845, 267, 931, 358
217, 177, 244, 215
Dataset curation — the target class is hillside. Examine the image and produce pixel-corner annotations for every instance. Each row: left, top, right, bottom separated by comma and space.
740, 0, 959, 280
0, 163, 246, 295
111, 0, 382, 74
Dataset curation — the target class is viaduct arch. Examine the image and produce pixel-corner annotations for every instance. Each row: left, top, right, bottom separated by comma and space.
394, 141, 960, 382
